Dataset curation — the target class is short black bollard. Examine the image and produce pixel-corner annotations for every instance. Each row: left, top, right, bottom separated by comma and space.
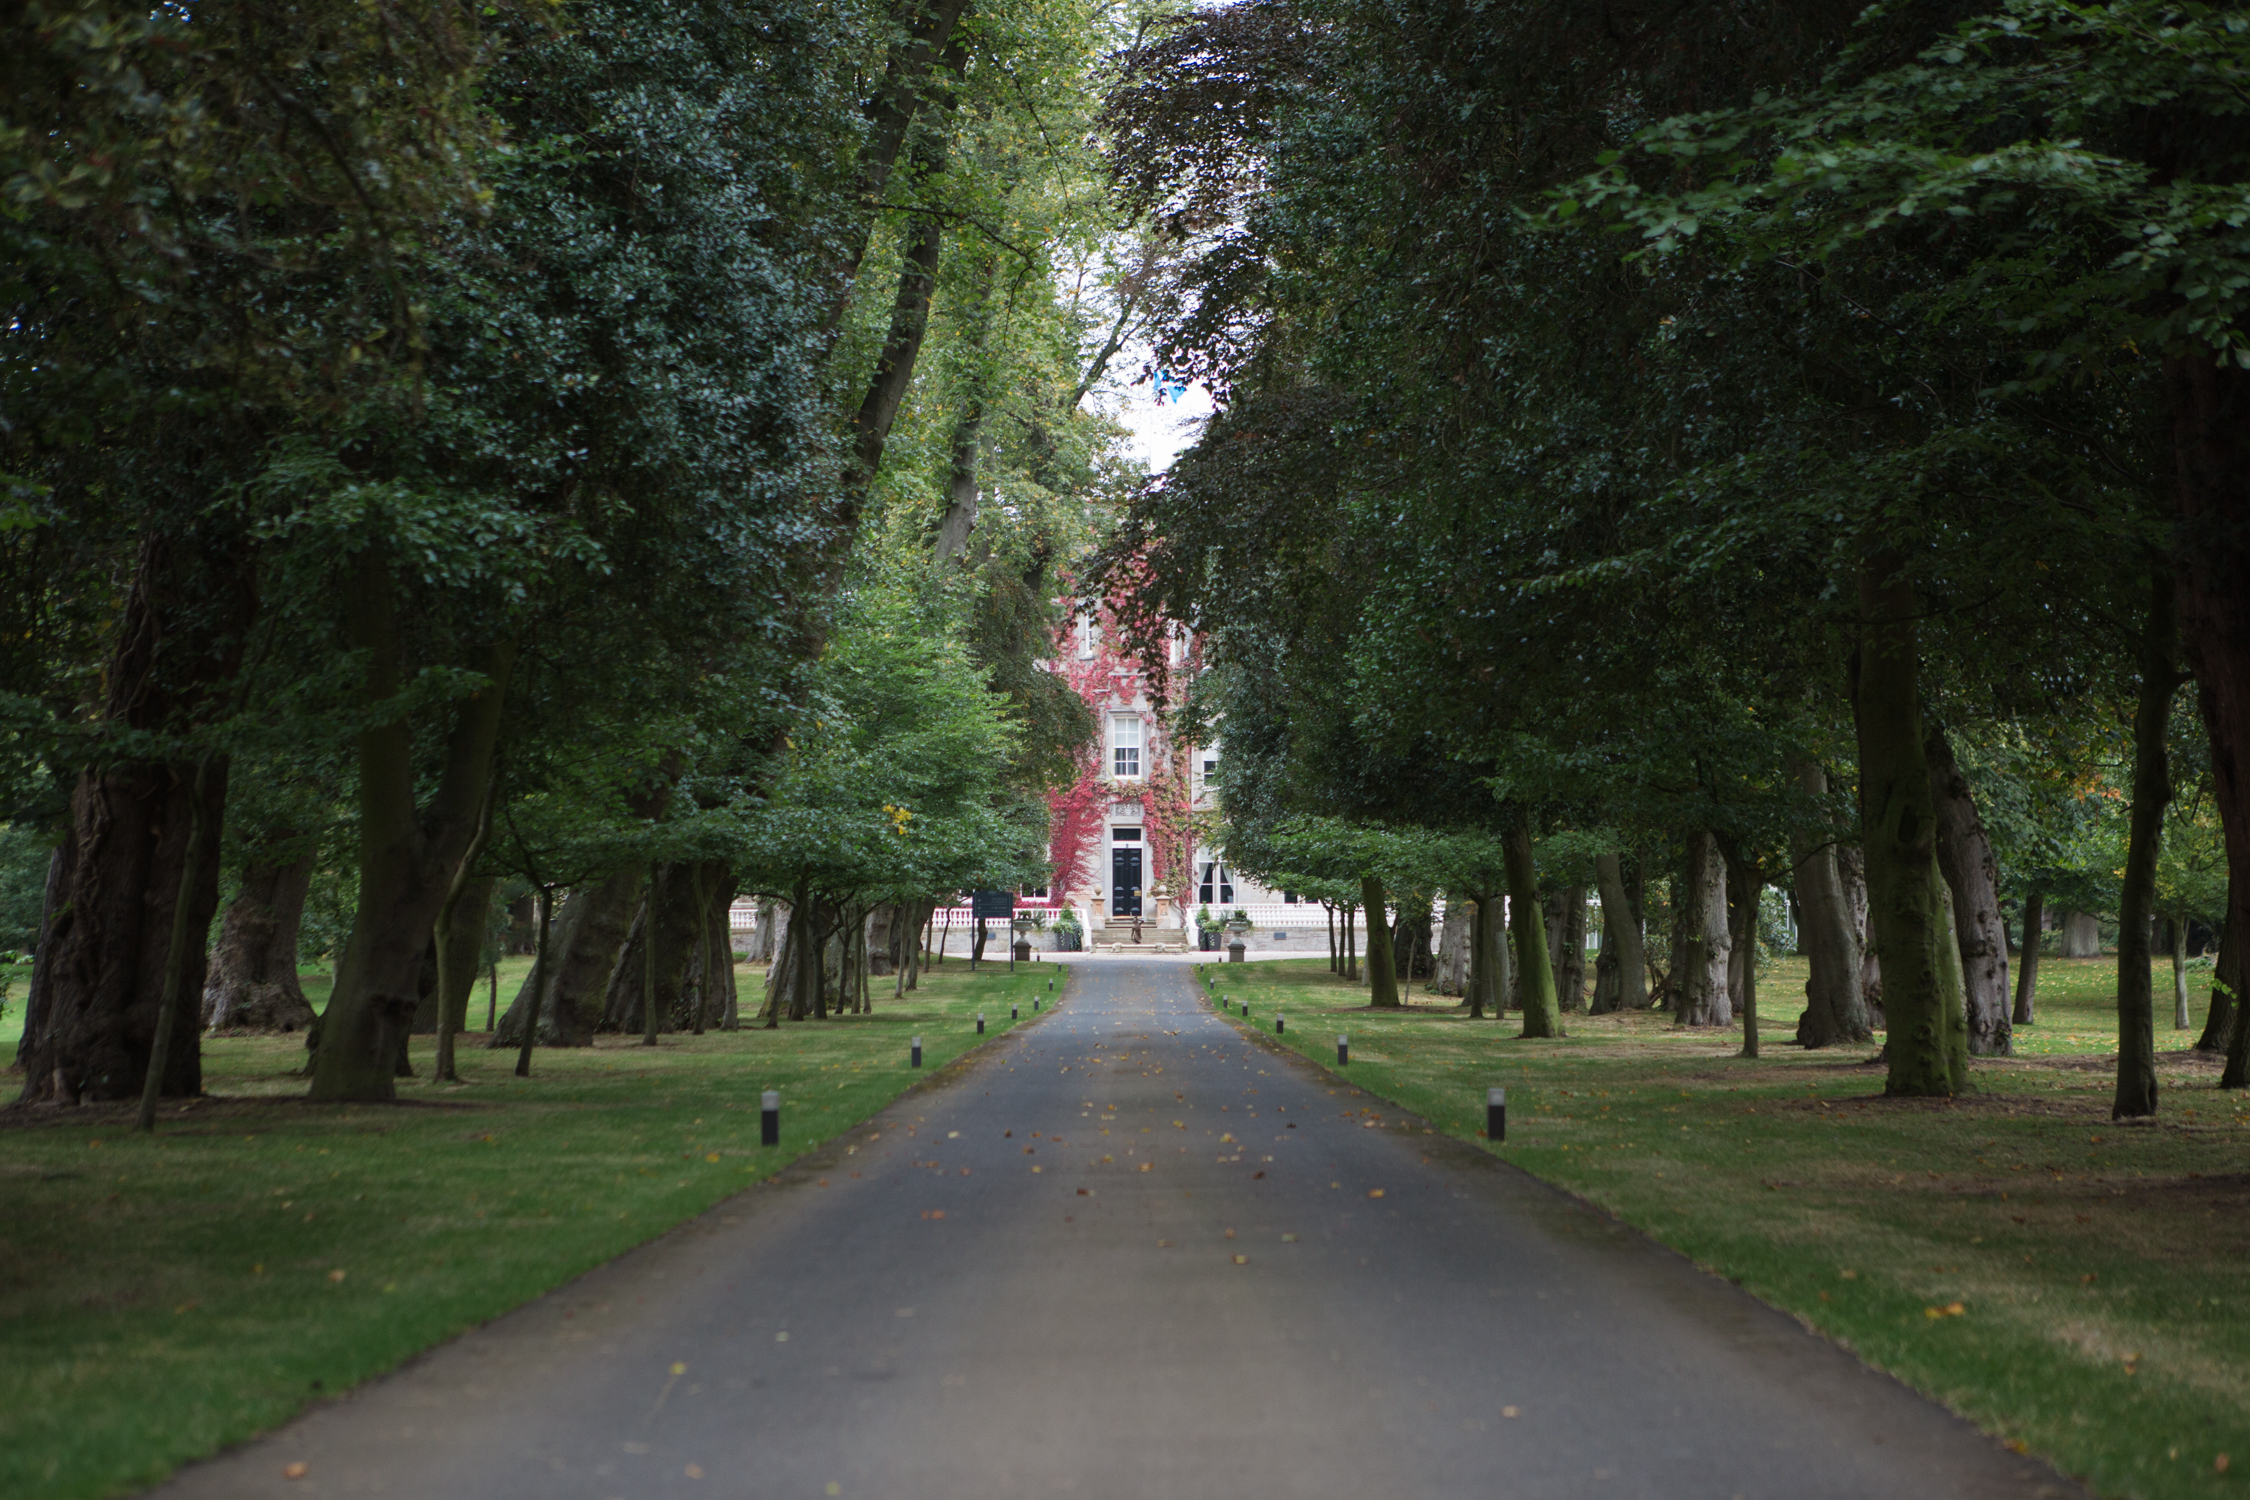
1275, 1014, 1285, 1035
911, 1035, 924, 1068
976, 1013, 986, 1035
1033, 999, 1040, 1012
1047, 978, 1054, 991
761, 1089, 781, 1146
1011, 1004, 1019, 1020
1487, 1086, 1506, 1143
1240, 1000, 1249, 1017
1337, 1034, 1350, 1066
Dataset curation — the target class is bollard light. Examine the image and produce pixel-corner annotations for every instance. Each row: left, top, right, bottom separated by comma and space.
911, 1036, 924, 1068
1337, 1034, 1350, 1066
1487, 1086, 1506, 1143
1011, 1004, 1019, 1020
761, 1089, 781, 1146
1240, 1000, 1249, 1017
1033, 999, 1041, 1012
976, 1013, 986, 1035
1275, 1014, 1285, 1035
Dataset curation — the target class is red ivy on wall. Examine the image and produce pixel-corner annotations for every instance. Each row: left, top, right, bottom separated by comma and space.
1043, 595, 1197, 920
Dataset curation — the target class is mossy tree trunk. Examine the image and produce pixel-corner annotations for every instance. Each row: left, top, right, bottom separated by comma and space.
1504, 818, 1561, 1038
1852, 554, 1965, 1097
1789, 758, 1869, 1047
1591, 853, 1647, 1013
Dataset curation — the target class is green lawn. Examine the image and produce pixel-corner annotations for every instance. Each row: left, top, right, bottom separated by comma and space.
0, 956, 1064, 1500
1198, 955, 2248, 1500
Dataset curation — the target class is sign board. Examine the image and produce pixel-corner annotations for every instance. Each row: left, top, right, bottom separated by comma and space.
971, 889, 1016, 920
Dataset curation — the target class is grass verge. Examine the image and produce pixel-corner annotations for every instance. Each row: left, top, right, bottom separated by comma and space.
0, 956, 1063, 1500
1195, 957, 2249, 1500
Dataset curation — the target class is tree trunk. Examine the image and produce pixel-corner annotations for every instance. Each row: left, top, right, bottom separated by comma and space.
498, 869, 643, 1045
1361, 876, 1399, 1008
201, 855, 317, 1032
1675, 832, 1732, 1027
1720, 844, 1762, 1056
514, 886, 553, 1077
1434, 904, 1469, 996
2196, 895, 2237, 1052
1504, 818, 1561, 1038
1927, 725, 2013, 1056
1591, 853, 1647, 1013
1789, 759, 1869, 1047
432, 876, 494, 1083
310, 551, 515, 1102
2014, 889, 2043, 1025
13, 846, 67, 1075
867, 903, 898, 976
2167, 350, 2250, 1103
2173, 915, 2192, 1030
1344, 901, 1359, 982
17, 536, 249, 1104
2114, 570, 2184, 1120
1852, 554, 1965, 1096
1547, 888, 1587, 1013
138, 758, 220, 1131
2060, 911, 2101, 958
1836, 842, 1885, 1028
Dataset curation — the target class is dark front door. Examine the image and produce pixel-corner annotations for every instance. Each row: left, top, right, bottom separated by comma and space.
1110, 847, 1143, 917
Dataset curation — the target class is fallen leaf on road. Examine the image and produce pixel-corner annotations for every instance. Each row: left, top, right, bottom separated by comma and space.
1231, 1255, 1248, 1265
1139, 1162, 1152, 1172
921, 1209, 946, 1220
1252, 1171, 1265, 1179
1367, 1189, 1385, 1199
283, 1463, 308, 1480
1280, 1234, 1298, 1242
1076, 1188, 1090, 1196
685, 1463, 705, 1479
1501, 1406, 1520, 1419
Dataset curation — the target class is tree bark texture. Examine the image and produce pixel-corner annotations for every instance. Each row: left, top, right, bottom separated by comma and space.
1789, 759, 1869, 1047
2196, 895, 2238, 1053
1675, 832, 1732, 1028
1591, 853, 1648, 1013
1852, 556, 1965, 1096
1466, 894, 1505, 1019
2060, 911, 2100, 958
1722, 848, 1762, 1048
1546, 888, 1587, 1013
432, 875, 494, 1081
1433, 907, 1468, 996
201, 855, 317, 1032
495, 869, 644, 1046
1360, 875, 1399, 1008
13, 846, 67, 1075
1835, 842, 1885, 1028
2167, 350, 2250, 1101
1927, 725, 2013, 1056
17, 532, 252, 1104
310, 553, 515, 1102
2014, 889, 2044, 1025
139, 758, 220, 1130
1504, 819, 1561, 1037
2113, 570, 2184, 1120
2173, 916, 2192, 1030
